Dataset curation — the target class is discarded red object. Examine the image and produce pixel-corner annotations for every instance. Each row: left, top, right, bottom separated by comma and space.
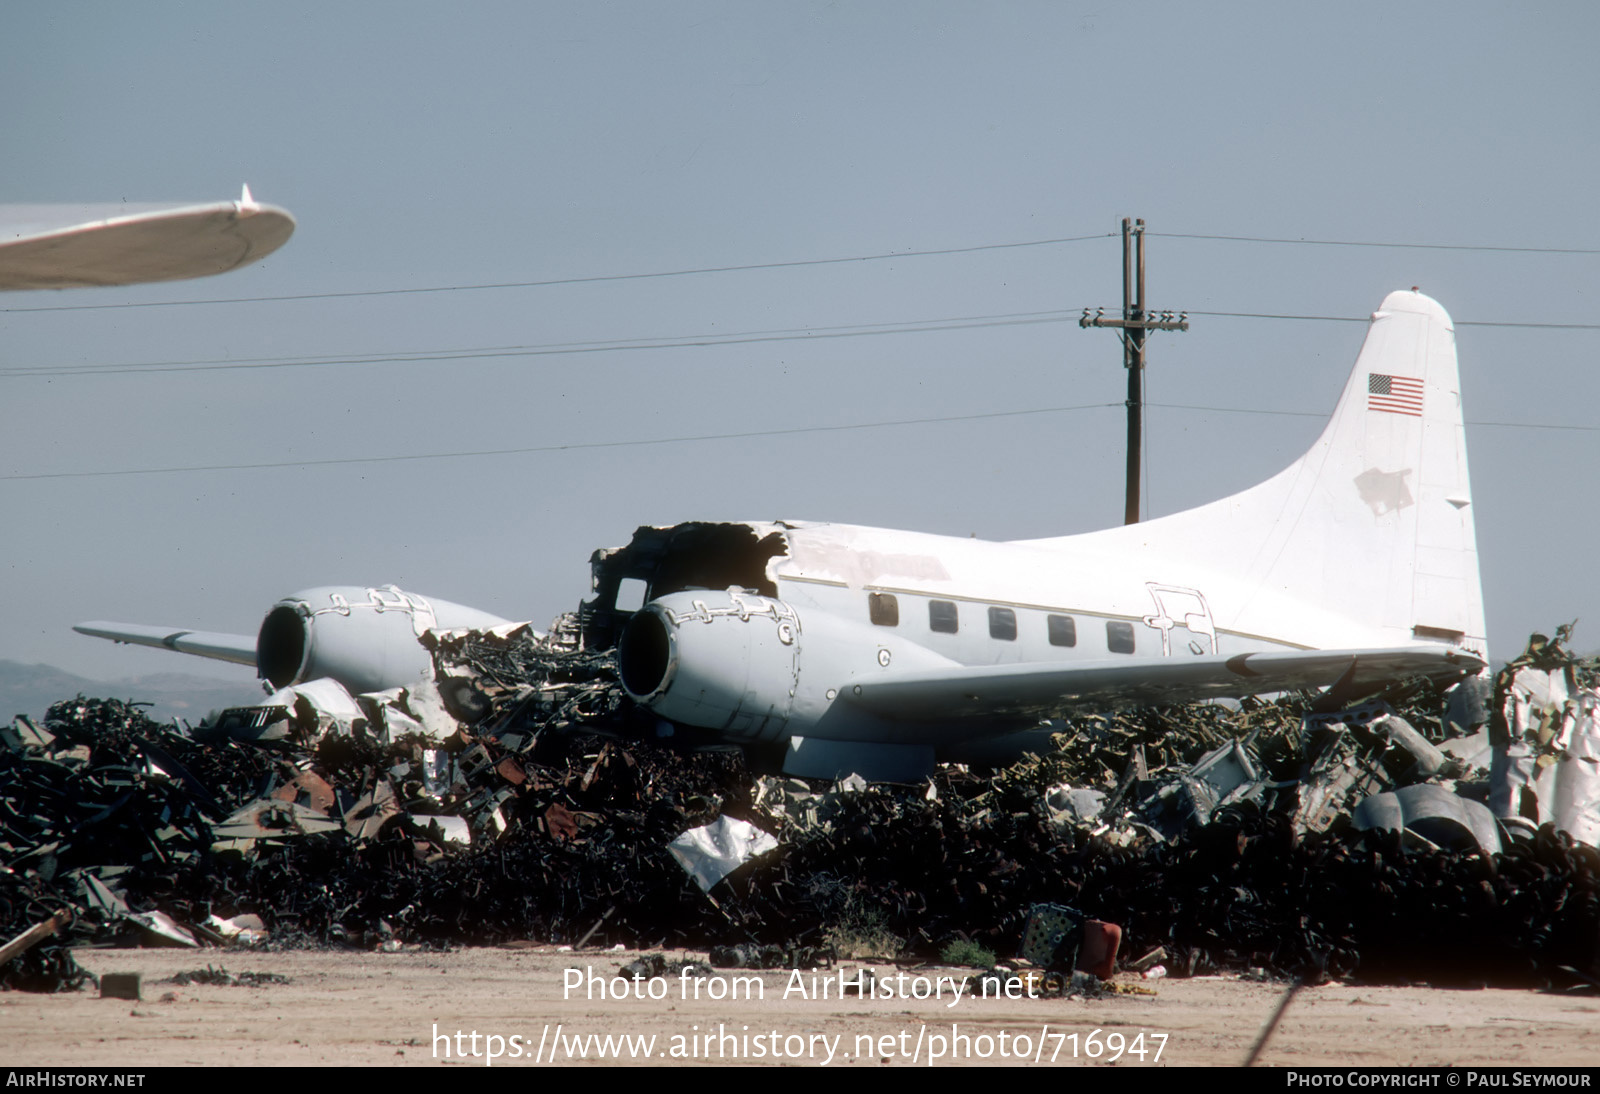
1077, 920, 1121, 979
544, 802, 580, 841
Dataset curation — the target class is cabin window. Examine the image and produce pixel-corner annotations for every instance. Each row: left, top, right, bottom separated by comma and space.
988, 606, 1017, 641
868, 592, 899, 627
1106, 620, 1136, 654
1047, 613, 1077, 647
929, 599, 959, 634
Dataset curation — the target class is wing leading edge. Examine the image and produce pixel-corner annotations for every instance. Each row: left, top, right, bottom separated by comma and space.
0, 189, 294, 290
841, 645, 1485, 722
72, 622, 258, 668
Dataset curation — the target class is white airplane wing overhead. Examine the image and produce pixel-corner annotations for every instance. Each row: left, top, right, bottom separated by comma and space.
0, 189, 294, 290
72, 622, 258, 668
841, 645, 1485, 721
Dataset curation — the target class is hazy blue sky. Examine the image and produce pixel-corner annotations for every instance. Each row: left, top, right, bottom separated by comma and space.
3, 1, 1596, 687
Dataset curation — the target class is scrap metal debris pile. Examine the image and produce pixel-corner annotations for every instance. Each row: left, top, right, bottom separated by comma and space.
4, 628, 1599, 992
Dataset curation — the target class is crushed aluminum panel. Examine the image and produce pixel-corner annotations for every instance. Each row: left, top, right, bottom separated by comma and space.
206, 705, 294, 743
1189, 740, 1260, 799
364, 696, 428, 742
127, 910, 199, 948
421, 749, 458, 800
82, 874, 131, 918
1552, 687, 1600, 846
1492, 738, 1542, 823
213, 798, 343, 841
667, 816, 779, 893
1043, 786, 1107, 831
205, 913, 267, 944
754, 773, 867, 832
1374, 715, 1448, 780
1143, 739, 1265, 832
361, 671, 460, 741
271, 770, 337, 814
0, 716, 54, 752
404, 672, 464, 739
1445, 674, 1492, 735
1439, 728, 1492, 772
291, 677, 364, 715
265, 677, 364, 737
1491, 664, 1600, 845
1291, 713, 1401, 837
343, 780, 399, 841
425, 815, 471, 847
1351, 784, 1502, 857
1295, 753, 1386, 837
752, 777, 822, 830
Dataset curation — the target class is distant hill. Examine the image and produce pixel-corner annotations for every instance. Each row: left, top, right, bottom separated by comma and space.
0, 661, 266, 727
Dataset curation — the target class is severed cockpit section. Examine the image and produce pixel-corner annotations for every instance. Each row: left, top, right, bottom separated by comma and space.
578, 521, 791, 651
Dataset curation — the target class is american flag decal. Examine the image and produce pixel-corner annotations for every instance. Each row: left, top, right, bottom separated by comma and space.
1368, 373, 1424, 417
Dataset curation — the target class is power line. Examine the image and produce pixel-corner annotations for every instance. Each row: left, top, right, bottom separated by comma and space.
9, 307, 1598, 381
1457, 319, 1600, 330
1148, 401, 1599, 432
1186, 310, 1364, 324
0, 233, 1116, 314
0, 309, 1079, 379
1189, 310, 1600, 330
1188, 310, 1600, 330
1151, 231, 1600, 255
1146, 401, 1321, 419
0, 402, 1123, 481
1467, 419, 1600, 432
8, 398, 1592, 483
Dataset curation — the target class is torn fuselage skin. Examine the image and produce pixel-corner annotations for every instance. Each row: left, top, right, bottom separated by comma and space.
582, 521, 789, 652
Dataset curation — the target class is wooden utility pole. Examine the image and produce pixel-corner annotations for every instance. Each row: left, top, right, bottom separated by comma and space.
1080, 218, 1189, 524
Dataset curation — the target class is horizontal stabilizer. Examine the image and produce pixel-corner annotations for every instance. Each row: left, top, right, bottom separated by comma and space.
74, 622, 258, 668
842, 644, 1485, 721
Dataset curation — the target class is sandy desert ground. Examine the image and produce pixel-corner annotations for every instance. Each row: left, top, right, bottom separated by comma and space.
1, 946, 1598, 1068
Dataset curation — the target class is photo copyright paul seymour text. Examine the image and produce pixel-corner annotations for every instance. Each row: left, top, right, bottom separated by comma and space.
1287, 1074, 1592, 1087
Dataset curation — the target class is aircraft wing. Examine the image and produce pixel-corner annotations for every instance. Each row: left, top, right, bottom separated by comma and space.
841, 645, 1486, 721
0, 190, 294, 290
72, 622, 258, 668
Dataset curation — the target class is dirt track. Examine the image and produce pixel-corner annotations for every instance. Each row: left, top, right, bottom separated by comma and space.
1, 946, 1597, 1067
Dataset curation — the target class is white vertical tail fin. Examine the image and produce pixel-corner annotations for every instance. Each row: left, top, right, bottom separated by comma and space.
1020, 290, 1486, 659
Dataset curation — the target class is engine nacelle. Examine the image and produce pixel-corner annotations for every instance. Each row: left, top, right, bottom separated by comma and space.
256, 585, 511, 693
617, 588, 800, 744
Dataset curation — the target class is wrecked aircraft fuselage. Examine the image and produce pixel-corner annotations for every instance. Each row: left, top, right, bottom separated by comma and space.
579, 293, 1493, 781
583, 518, 1483, 782
75, 292, 1488, 786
